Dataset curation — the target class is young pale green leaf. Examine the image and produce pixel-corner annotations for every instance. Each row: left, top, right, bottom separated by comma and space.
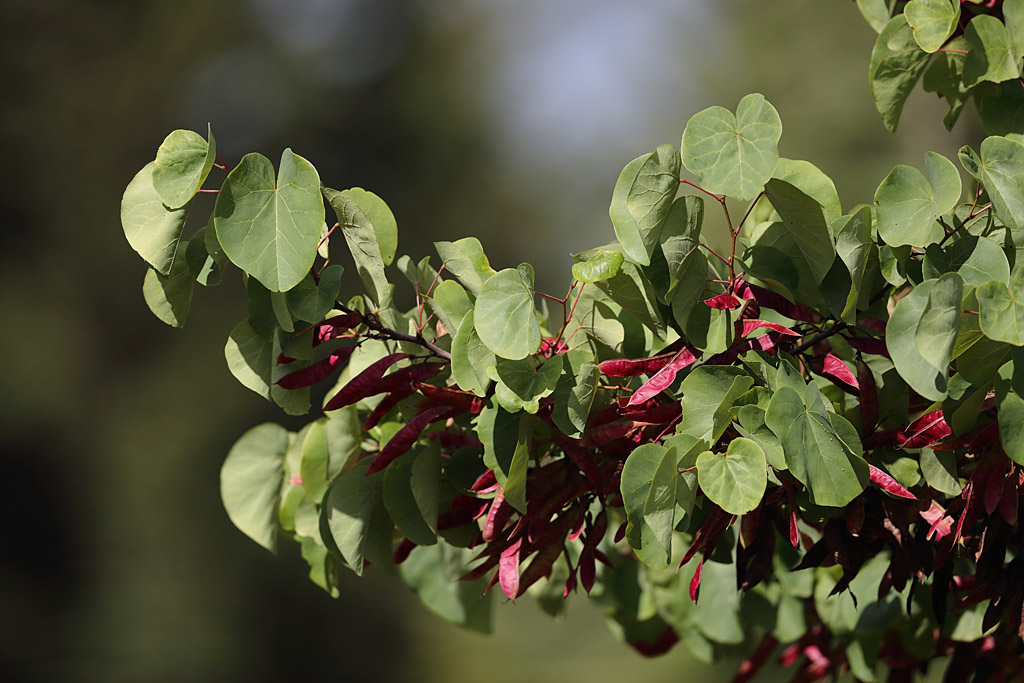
922, 235, 1010, 288
772, 158, 843, 223
473, 268, 541, 360
875, 152, 960, 248
151, 125, 217, 209
964, 14, 1022, 86
978, 267, 1024, 345
696, 438, 766, 515
887, 278, 948, 401
735, 405, 787, 470
626, 143, 681, 263
572, 249, 624, 283
220, 423, 288, 553
869, 15, 932, 132
959, 137, 1024, 229
620, 443, 678, 569
215, 150, 324, 292
142, 244, 195, 328
764, 178, 837, 284
285, 265, 344, 323
434, 237, 496, 297
322, 462, 384, 576
609, 154, 652, 265
429, 279, 473, 335
915, 272, 963, 372
298, 418, 329, 503
383, 449, 438, 546
451, 311, 494, 396
682, 93, 782, 201
121, 162, 190, 275
224, 319, 274, 398
343, 188, 397, 266
322, 186, 393, 307
904, 0, 959, 53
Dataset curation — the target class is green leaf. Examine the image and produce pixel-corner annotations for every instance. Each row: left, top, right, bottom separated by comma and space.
322, 461, 384, 576
399, 542, 494, 633
915, 272, 963, 371
978, 266, 1024, 344
451, 310, 494, 396
625, 144, 681, 264
887, 279, 949, 401
857, 0, 891, 33
185, 225, 224, 286
326, 407, 362, 479
696, 438, 767, 515
772, 158, 843, 223
834, 206, 874, 323
904, 0, 959, 53
428, 279, 473, 335
964, 14, 1021, 87
142, 246, 195, 328
609, 154, 651, 265
764, 178, 837, 283
922, 235, 1010, 288
224, 319, 274, 398
343, 187, 398, 266
215, 150, 324, 292
923, 36, 972, 129
572, 249, 624, 283
473, 268, 541, 360
551, 351, 599, 438
489, 355, 563, 414
285, 265, 344, 323
151, 125, 217, 209
582, 254, 667, 339
869, 15, 932, 132
410, 440, 441, 536
682, 93, 782, 201
658, 195, 704, 301
677, 366, 754, 443
874, 152, 960, 248
477, 402, 519, 490
298, 419, 329, 503
220, 423, 288, 552
503, 416, 533, 514
434, 237, 496, 297
322, 186, 393, 307
121, 162, 190, 275
996, 359, 1024, 464
959, 137, 1024, 230
620, 443, 679, 569
920, 447, 963, 495
979, 80, 1024, 144
783, 408, 869, 507
383, 448, 437, 546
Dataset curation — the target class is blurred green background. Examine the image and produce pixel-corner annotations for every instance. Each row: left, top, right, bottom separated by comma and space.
0, 1, 979, 681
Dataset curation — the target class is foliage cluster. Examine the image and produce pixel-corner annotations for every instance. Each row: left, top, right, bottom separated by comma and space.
121, 1, 1024, 679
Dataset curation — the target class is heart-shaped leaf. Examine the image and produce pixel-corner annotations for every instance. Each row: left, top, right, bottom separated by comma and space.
964, 14, 1022, 87
875, 152, 960, 248
764, 178, 837, 284
696, 438, 766, 515
121, 161, 190, 275
151, 124, 217, 209
220, 423, 288, 552
474, 268, 541, 360
978, 266, 1024, 345
571, 248, 624, 283
904, 0, 959, 53
215, 150, 325, 292
682, 93, 782, 201
869, 15, 932, 131
914, 272, 963, 372
959, 137, 1024, 229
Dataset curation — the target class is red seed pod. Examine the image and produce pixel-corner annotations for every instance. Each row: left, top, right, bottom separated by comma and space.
323, 353, 410, 411
276, 345, 356, 389
704, 293, 742, 310
740, 319, 799, 337
628, 347, 699, 405
734, 279, 821, 322
868, 465, 917, 500
365, 404, 453, 474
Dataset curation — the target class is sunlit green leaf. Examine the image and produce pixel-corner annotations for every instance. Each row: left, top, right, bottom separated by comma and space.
978, 266, 1024, 344
887, 278, 948, 400
904, 0, 959, 53
697, 438, 766, 515
915, 272, 963, 371
121, 161, 190, 275
964, 14, 1021, 86
151, 125, 216, 209
220, 423, 288, 552
323, 186, 393, 307
874, 152, 960, 248
572, 249, 624, 283
474, 268, 541, 360
434, 237, 496, 297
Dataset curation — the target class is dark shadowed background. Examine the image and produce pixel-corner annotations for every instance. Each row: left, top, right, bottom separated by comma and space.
0, 1, 978, 681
